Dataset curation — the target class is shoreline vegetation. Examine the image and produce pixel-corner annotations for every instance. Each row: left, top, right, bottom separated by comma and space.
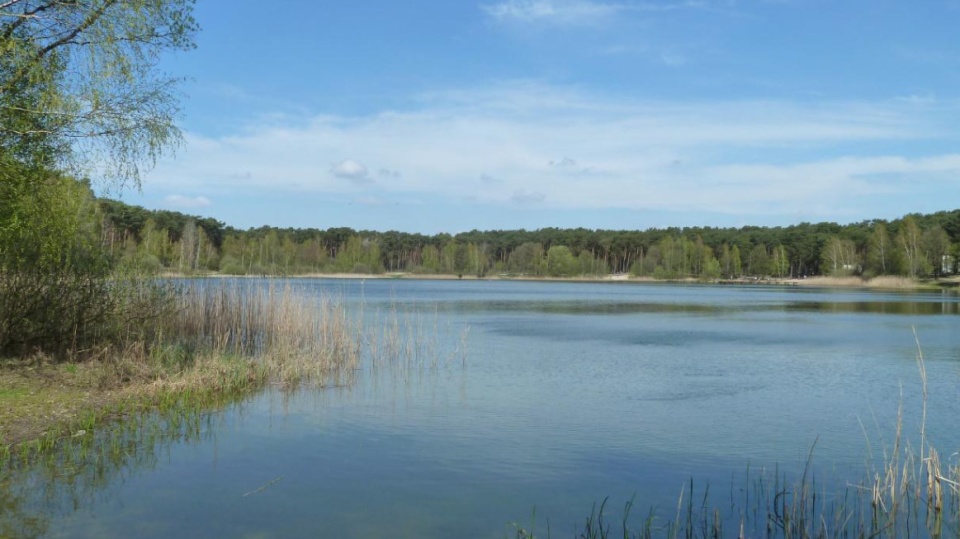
0, 283, 361, 454
168, 270, 960, 291
0, 280, 459, 456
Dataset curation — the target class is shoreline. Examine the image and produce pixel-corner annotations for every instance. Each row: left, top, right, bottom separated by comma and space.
5, 272, 955, 451
175, 271, 959, 291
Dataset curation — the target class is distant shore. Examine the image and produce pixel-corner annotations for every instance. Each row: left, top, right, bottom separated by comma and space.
174, 271, 960, 290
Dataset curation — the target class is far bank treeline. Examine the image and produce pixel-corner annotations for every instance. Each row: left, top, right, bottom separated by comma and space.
99, 199, 960, 280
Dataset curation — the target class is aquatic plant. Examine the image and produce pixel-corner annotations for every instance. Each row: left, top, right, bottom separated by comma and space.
511, 332, 960, 539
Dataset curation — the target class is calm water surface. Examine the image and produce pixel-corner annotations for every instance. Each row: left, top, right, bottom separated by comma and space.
8, 279, 960, 538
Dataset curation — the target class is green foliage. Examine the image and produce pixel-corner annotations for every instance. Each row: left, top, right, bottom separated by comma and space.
333, 236, 383, 274
771, 244, 789, 277
545, 245, 576, 277
896, 217, 929, 278
508, 242, 544, 275
922, 225, 951, 277
95, 197, 960, 280
701, 257, 721, 280
0, 0, 198, 359
746, 244, 770, 277
821, 237, 859, 276
0, 160, 104, 275
0, 158, 179, 358
421, 245, 441, 273
865, 222, 893, 276
576, 250, 604, 276
1, 0, 198, 185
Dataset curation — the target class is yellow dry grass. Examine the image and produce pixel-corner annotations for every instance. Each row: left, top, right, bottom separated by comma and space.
790, 275, 922, 289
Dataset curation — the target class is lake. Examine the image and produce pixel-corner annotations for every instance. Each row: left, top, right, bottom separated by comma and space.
6, 279, 960, 538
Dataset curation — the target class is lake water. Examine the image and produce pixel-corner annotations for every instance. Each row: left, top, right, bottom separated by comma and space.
5, 279, 960, 538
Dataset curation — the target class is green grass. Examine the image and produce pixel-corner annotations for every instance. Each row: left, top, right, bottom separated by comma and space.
0, 388, 28, 398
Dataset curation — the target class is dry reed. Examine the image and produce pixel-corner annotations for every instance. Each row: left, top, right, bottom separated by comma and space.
145, 282, 363, 390
792, 275, 924, 289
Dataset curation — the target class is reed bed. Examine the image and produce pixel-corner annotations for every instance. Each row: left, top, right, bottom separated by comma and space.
0, 283, 339, 457
362, 300, 469, 375
158, 282, 361, 387
793, 276, 922, 289
864, 275, 921, 289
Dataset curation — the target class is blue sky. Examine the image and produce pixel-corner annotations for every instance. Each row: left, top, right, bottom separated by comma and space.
118, 0, 960, 233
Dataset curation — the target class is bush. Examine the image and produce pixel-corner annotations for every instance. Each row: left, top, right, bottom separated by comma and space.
219, 255, 246, 275
408, 265, 436, 275
0, 160, 176, 360
350, 263, 373, 274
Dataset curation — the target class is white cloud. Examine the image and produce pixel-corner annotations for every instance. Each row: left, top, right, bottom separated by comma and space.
482, 0, 624, 24
331, 159, 373, 184
145, 82, 960, 222
164, 195, 212, 208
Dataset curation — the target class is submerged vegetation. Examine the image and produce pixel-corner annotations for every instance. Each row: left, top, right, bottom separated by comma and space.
513, 340, 960, 539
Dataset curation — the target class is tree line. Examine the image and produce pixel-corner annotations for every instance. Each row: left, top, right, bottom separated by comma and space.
98, 198, 960, 280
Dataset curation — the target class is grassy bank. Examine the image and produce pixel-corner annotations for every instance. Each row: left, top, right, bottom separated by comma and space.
0, 282, 363, 457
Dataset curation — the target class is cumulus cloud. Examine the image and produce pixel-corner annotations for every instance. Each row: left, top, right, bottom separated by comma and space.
144, 81, 960, 222
331, 159, 374, 184
164, 195, 212, 208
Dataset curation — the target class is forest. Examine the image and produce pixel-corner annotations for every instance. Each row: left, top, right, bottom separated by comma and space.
98, 196, 960, 280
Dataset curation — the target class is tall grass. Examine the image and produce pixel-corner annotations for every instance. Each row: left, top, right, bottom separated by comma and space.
157, 282, 361, 386
362, 299, 468, 375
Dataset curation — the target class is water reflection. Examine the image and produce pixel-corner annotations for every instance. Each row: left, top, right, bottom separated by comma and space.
0, 406, 225, 539
785, 300, 960, 315
450, 298, 960, 317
